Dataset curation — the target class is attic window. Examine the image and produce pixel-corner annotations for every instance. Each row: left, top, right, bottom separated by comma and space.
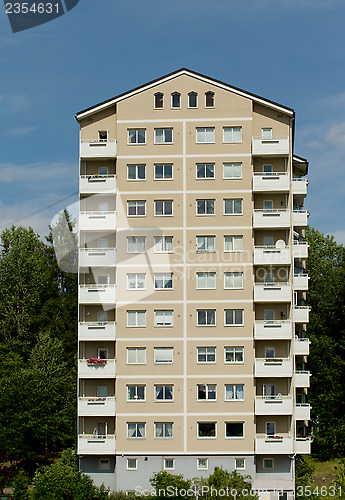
171, 92, 181, 108
205, 92, 215, 108
154, 93, 164, 109
98, 130, 108, 142
188, 92, 198, 108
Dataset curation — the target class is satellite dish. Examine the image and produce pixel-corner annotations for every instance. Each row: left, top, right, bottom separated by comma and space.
276, 239, 285, 249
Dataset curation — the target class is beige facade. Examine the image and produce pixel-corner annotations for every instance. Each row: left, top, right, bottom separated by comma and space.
77, 69, 310, 498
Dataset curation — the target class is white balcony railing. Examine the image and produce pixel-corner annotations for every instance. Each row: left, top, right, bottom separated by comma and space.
78, 397, 116, 416
293, 337, 310, 356
253, 172, 290, 192
79, 284, 116, 304
292, 210, 308, 227
255, 396, 293, 415
294, 403, 311, 421
78, 359, 116, 379
293, 306, 310, 323
253, 209, 290, 228
254, 282, 292, 302
80, 139, 117, 158
255, 435, 293, 454
79, 248, 116, 267
78, 434, 116, 454
294, 370, 311, 388
254, 320, 292, 340
254, 245, 291, 265
295, 437, 312, 454
80, 175, 116, 193
255, 358, 293, 377
252, 136, 290, 156
292, 177, 308, 195
79, 211, 116, 231
292, 241, 309, 259
78, 321, 116, 341
293, 274, 309, 291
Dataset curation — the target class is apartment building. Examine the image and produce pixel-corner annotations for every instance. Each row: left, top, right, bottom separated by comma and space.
76, 68, 311, 499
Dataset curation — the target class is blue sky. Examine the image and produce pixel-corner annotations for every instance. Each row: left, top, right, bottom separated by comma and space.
1, 0, 345, 241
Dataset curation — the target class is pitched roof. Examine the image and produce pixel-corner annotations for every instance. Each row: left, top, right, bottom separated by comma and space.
75, 68, 295, 120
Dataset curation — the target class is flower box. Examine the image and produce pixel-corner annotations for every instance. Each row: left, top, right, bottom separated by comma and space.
86, 357, 107, 365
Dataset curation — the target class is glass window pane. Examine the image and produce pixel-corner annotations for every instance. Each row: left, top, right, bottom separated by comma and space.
233, 128, 242, 142
196, 129, 204, 142
165, 129, 173, 143
155, 129, 163, 143
138, 130, 145, 143
206, 128, 214, 142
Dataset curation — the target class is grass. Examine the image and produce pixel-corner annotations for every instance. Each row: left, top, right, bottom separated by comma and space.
309, 456, 342, 487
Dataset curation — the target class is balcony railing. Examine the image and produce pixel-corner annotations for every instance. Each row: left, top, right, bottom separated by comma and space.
293, 273, 309, 291
80, 175, 116, 193
295, 436, 312, 454
79, 211, 116, 231
79, 284, 116, 304
252, 136, 289, 156
292, 241, 309, 259
77, 434, 116, 454
254, 282, 292, 302
79, 248, 116, 267
78, 396, 116, 416
80, 139, 117, 158
255, 357, 293, 377
253, 172, 290, 192
294, 403, 311, 421
254, 320, 292, 340
293, 306, 310, 323
255, 434, 293, 453
254, 245, 291, 265
78, 359, 116, 378
255, 395, 293, 415
253, 209, 290, 228
293, 337, 310, 355
294, 370, 311, 388
292, 177, 308, 195
292, 210, 308, 227
78, 321, 116, 341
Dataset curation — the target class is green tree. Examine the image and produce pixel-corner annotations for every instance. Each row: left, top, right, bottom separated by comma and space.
12, 470, 30, 500
194, 467, 257, 500
150, 470, 193, 500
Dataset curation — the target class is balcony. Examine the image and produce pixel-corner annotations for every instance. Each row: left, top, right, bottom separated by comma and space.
255, 435, 293, 454
253, 172, 290, 192
79, 285, 116, 304
78, 321, 116, 341
255, 396, 293, 415
293, 306, 310, 323
255, 358, 293, 377
292, 178, 308, 195
294, 370, 310, 388
292, 241, 309, 259
252, 136, 290, 157
80, 139, 117, 158
292, 210, 308, 227
79, 248, 116, 267
254, 245, 291, 265
79, 211, 116, 231
254, 320, 292, 340
254, 282, 291, 302
78, 359, 116, 379
293, 337, 310, 356
295, 437, 312, 454
80, 175, 116, 194
78, 397, 116, 416
253, 210, 290, 229
295, 403, 311, 421
293, 273, 309, 291
78, 434, 116, 455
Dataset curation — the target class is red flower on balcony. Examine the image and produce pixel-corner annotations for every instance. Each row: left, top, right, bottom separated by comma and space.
86, 357, 107, 365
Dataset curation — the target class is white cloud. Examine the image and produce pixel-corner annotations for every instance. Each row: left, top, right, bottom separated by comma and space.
0, 161, 77, 190
0, 93, 32, 113
326, 122, 345, 148
6, 126, 37, 137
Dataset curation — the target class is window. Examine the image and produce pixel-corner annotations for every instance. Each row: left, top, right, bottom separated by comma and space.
196, 127, 215, 143
263, 458, 274, 469
197, 458, 209, 470
224, 199, 243, 215
196, 199, 215, 215
127, 201, 146, 217
98, 130, 108, 142
154, 347, 173, 364
98, 202, 108, 212
225, 309, 244, 326
205, 91, 215, 108
225, 346, 244, 363
98, 166, 108, 176
154, 128, 173, 144
127, 385, 146, 401
264, 200, 273, 211
198, 422, 216, 438
154, 200, 173, 216
97, 311, 108, 325
97, 385, 107, 397
226, 422, 244, 438
265, 347, 275, 359
154, 310, 173, 327
127, 348, 146, 364
197, 347, 216, 363
99, 458, 110, 471
225, 384, 244, 401
154, 273, 173, 289
196, 163, 215, 179
154, 164, 173, 179
155, 384, 173, 401
98, 348, 108, 359
127, 273, 146, 290
127, 423, 146, 438
223, 162, 242, 179
197, 272, 216, 289
128, 129, 146, 144
224, 235, 243, 252
197, 384, 216, 401
188, 92, 198, 108
154, 92, 164, 109
264, 310, 275, 322
197, 236, 215, 252
262, 128, 272, 139
197, 310, 216, 326
223, 127, 242, 143
155, 422, 173, 438
171, 92, 181, 108
127, 236, 146, 253
235, 458, 245, 470
127, 310, 146, 327
164, 458, 175, 470
127, 458, 137, 470
154, 236, 173, 253
266, 422, 276, 436
264, 236, 274, 247
224, 272, 243, 289
127, 164, 146, 180
263, 164, 273, 174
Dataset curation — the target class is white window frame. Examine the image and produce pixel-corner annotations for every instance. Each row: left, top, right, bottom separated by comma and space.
224, 309, 244, 326
223, 127, 242, 143
196, 127, 215, 144
225, 422, 245, 439
197, 422, 217, 439
127, 310, 146, 328
197, 347, 216, 364
154, 310, 174, 327
127, 385, 146, 402
127, 273, 146, 290
154, 236, 173, 253
224, 235, 243, 252
127, 236, 146, 254
197, 458, 209, 470
196, 163, 215, 179
224, 346, 244, 364
127, 129, 146, 145
171, 92, 181, 109
223, 162, 242, 179
154, 200, 173, 216
127, 164, 146, 181
197, 309, 216, 326
154, 273, 173, 290
154, 347, 173, 364
225, 384, 244, 401
262, 128, 273, 139
196, 272, 216, 290
196, 236, 216, 253
224, 199, 243, 215
224, 272, 243, 289
235, 458, 245, 470
127, 347, 146, 365
154, 128, 173, 144
154, 422, 174, 439
154, 384, 174, 401
99, 458, 110, 471
127, 200, 146, 217
154, 163, 173, 180
127, 422, 146, 439
197, 384, 217, 401
164, 458, 175, 470
196, 199, 215, 216
127, 458, 137, 470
